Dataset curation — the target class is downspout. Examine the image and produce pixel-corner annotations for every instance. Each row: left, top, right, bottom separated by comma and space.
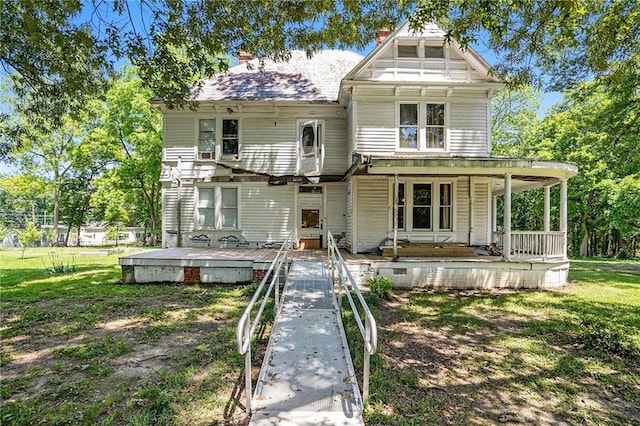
393, 174, 399, 261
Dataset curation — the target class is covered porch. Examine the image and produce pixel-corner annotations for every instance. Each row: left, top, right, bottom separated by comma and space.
360, 156, 578, 262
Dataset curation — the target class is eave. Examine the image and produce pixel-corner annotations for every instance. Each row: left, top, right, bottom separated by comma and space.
359, 156, 578, 194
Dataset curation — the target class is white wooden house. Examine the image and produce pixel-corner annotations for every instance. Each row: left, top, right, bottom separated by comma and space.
145, 22, 577, 289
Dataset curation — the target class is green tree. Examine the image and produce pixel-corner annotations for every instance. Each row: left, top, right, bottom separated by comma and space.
0, 174, 51, 227
411, 0, 640, 89
99, 68, 162, 244
16, 221, 43, 258
7, 109, 100, 243
1, 1, 407, 158
537, 73, 640, 256
491, 86, 542, 157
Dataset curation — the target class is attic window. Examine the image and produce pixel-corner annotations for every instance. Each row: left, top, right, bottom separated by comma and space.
424, 46, 444, 58
397, 45, 418, 58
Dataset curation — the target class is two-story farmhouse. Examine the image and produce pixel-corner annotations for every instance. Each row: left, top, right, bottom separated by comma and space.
131, 22, 577, 289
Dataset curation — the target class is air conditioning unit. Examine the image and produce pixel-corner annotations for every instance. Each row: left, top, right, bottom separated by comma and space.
199, 151, 213, 160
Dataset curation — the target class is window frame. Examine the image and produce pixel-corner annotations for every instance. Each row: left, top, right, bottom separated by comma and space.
396, 44, 419, 58
198, 119, 216, 160
195, 185, 240, 230
390, 178, 455, 233
396, 101, 449, 152
196, 117, 242, 161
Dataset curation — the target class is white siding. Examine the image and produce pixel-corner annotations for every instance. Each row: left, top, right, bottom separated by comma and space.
355, 177, 389, 253
162, 185, 196, 233
239, 118, 297, 176
470, 177, 491, 245
354, 101, 396, 154
326, 184, 347, 235
240, 183, 294, 242
323, 118, 349, 174
164, 117, 196, 161
449, 101, 489, 156
455, 176, 470, 244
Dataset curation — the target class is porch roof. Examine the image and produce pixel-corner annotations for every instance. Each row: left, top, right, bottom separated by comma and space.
360, 156, 578, 194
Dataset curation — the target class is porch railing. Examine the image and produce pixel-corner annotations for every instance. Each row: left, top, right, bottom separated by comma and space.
493, 231, 566, 259
327, 230, 377, 406
236, 231, 293, 414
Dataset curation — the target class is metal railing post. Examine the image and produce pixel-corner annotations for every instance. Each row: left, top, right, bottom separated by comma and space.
363, 319, 371, 402
326, 231, 377, 407
244, 319, 252, 413
236, 231, 293, 415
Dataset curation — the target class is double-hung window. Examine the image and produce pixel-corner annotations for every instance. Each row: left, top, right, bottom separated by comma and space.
397, 102, 448, 151
199, 119, 216, 159
222, 119, 239, 156
399, 104, 418, 149
197, 186, 239, 229
426, 104, 445, 149
198, 118, 240, 160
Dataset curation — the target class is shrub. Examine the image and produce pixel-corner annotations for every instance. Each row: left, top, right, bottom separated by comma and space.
367, 276, 393, 299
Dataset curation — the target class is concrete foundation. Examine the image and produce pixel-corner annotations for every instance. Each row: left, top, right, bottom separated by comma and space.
119, 248, 570, 289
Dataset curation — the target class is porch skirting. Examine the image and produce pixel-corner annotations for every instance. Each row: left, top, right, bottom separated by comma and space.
119, 248, 569, 289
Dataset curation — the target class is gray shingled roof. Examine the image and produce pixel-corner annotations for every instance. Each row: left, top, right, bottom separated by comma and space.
191, 50, 364, 102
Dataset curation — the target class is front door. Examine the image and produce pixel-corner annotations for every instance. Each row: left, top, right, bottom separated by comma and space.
298, 188, 323, 249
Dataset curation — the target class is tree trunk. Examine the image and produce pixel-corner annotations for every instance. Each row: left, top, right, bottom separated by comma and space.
53, 177, 60, 246
579, 213, 589, 257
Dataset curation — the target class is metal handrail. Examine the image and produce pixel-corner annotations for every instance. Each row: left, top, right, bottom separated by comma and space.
236, 231, 293, 413
327, 231, 378, 404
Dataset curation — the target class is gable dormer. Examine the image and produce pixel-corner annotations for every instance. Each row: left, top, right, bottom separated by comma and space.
341, 22, 503, 158
343, 22, 501, 84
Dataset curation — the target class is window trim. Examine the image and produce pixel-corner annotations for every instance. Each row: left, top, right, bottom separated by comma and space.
195, 185, 240, 230
196, 117, 242, 161
396, 101, 449, 152
396, 44, 419, 58
390, 178, 456, 233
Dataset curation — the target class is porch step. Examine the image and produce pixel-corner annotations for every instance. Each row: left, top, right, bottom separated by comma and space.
382, 243, 477, 257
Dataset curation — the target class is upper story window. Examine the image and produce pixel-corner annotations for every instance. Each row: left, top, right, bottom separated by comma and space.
397, 44, 418, 58
424, 46, 444, 58
222, 119, 239, 156
198, 118, 241, 160
426, 103, 445, 149
199, 119, 216, 159
399, 104, 418, 149
397, 102, 448, 151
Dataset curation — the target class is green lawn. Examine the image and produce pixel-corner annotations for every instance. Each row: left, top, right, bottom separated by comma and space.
1, 249, 638, 425
346, 257, 640, 425
0, 247, 252, 425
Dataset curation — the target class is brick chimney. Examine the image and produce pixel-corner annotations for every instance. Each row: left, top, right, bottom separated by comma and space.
376, 28, 391, 46
238, 50, 253, 65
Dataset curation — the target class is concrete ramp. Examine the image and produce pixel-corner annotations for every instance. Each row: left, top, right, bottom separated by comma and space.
249, 261, 363, 426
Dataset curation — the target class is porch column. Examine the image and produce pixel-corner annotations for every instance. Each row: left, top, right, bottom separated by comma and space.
503, 173, 512, 261
560, 178, 568, 258
393, 174, 399, 260
492, 195, 498, 233
543, 185, 551, 232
